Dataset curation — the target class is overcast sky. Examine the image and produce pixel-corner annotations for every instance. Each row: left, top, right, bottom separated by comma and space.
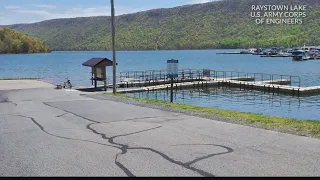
0, 0, 218, 25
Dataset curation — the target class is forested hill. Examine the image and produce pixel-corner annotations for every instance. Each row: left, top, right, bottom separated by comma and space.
5, 0, 320, 51
0, 28, 50, 54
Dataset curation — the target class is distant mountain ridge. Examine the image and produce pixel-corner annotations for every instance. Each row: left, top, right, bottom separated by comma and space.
4, 0, 320, 51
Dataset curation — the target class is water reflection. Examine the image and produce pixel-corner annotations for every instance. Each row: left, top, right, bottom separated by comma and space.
126, 87, 320, 121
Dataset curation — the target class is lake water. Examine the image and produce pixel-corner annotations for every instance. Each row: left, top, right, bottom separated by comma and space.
126, 87, 320, 121
1, 50, 320, 120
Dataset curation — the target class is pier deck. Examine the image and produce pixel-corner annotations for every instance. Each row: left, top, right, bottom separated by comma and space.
114, 77, 320, 96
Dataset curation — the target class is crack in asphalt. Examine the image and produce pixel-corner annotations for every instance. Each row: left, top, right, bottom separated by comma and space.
0, 98, 18, 107
43, 102, 100, 123
56, 113, 69, 118
20, 102, 235, 177
171, 144, 234, 166
44, 102, 182, 124
87, 123, 219, 177
13, 115, 121, 150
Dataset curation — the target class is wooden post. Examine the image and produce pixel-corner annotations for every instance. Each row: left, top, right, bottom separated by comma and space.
104, 68, 107, 91
170, 77, 174, 103
273, 86, 275, 95
91, 67, 94, 86
293, 88, 295, 96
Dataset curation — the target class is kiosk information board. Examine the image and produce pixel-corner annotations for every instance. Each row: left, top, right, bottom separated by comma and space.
167, 59, 179, 79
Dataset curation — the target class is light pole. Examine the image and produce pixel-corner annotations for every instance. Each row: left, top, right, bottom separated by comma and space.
111, 0, 117, 94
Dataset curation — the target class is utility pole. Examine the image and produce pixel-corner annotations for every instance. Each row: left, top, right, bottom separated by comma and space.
111, 0, 117, 94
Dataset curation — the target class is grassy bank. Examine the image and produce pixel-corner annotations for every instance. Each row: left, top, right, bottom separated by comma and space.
112, 93, 320, 138
0, 78, 40, 80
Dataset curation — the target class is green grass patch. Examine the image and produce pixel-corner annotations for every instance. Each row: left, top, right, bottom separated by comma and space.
0, 78, 40, 80
112, 93, 320, 138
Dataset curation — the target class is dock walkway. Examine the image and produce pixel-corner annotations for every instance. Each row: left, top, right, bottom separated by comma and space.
114, 77, 320, 96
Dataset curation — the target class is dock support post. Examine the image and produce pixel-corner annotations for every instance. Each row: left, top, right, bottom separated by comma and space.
292, 88, 295, 96
298, 89, 300, 97
170, 78, 174, 103
273, 86, 275, 95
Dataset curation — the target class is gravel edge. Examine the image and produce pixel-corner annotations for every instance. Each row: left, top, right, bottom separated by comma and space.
84, 94, 316, 139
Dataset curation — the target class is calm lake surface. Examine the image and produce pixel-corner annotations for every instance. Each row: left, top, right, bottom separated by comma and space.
1, 50, 320, 120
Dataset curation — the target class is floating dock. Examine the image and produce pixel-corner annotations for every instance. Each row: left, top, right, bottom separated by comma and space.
98, 69, 320, 97
115, 77, 320, 97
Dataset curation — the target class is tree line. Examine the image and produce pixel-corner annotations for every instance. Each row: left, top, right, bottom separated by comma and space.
0, 28, 50, 54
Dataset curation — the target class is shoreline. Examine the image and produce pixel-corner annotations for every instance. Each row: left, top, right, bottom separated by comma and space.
84, 93, 320, 139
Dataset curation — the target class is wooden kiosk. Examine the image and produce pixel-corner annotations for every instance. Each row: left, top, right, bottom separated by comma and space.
82, 58, 116, 91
